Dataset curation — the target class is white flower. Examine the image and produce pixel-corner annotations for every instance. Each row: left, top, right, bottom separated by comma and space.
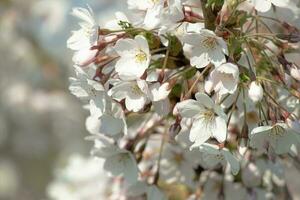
143, 0, 164, 29
86, 99, 127, 138
149, 82, 170, 102
91, 135, 139, 185
175, 93, 227, 148
104, 12, 132, 30
160, 142, 199, 187
210, 63, 239, 95
248, 81, 264, 103
69, 67, 127, 138
47, 155, 107, 200
114, 35, 151, 80
127, 0, 165, 29
248, 0, 289, 12
149, 82, 171, 116
109, 79, 150, 112
182, 29, 228, 68
67, 6, 98, 51
198, 143, 240, 175
69, 66, 106, 101
160, 0, 185, 27
249, 123, 300, 155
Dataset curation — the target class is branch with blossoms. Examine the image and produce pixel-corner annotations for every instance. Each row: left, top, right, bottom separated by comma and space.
67, 0, 300, 199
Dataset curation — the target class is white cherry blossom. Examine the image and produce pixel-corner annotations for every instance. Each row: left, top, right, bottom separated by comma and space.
149, 82, 171, 116
249, 123, 300, 155
114, 35, 151, 80
198, 143, 240, 175
86, 99, 127, 138
175, 92, 227, 148
67, 6, 98, 50
182, 29, 228, 68
210, 63, 239, 95
91, 135, 139, 185
108, 79, 150, 112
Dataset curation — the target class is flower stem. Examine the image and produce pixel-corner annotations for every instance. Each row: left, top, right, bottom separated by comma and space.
200, 0, 216, 31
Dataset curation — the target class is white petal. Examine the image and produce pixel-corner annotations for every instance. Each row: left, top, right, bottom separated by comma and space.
114, 38, 137, 56
195, 92, 214, 109
217, 37, 228, 55
104, 152, 138, 184
182, 33, 202, 45
108, 82, 131, 100
189, 119, 211, 146
275, 133, 297, 154
99, 114, 124, 136
223, 149, 240, 175
86, 115, 100, 134
209, 49, 226, 67
250, 125, 273, 137
125, 96, 147, 112
175, 99, 203, 118
271, 0, 288, 7
150, 82, 170, 101
67, 29, 91, 50
153, 99, 170, 116
72, 48, 98, 66
251, 0, 272, 12
211, 116, 227, 143
135, 35, 150, 55
190, 51, 211, 69
71, 7, 95, 25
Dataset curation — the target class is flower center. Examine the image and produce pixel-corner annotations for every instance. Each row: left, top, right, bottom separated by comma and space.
214, 154, 224, 161
270, 125, 285, 137
150, 0, 160, 4
201, 37, 217, 50
131, 84, 144, 96
135, 50, 147, 63
202, 109, 216, 123
88, 87, 97, 97
173, 153, 184, 164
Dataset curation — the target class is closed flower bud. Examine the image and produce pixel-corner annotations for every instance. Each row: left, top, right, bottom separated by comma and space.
248, 81, 263, 103
238, 138, 248, 156
290, 65, 300, 81
204, 78, 214, 94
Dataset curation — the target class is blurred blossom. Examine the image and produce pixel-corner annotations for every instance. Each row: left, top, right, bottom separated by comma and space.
0, 160, 19, 199
0, 114, 8, 147
47, 154, 108, 200
31, 0, 69, 34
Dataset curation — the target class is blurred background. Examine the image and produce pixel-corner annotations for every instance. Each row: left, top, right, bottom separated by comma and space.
1, 0, 300, 200
0, 0, 126, 199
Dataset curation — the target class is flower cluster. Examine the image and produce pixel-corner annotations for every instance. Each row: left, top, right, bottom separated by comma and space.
67, 0, 300, 199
